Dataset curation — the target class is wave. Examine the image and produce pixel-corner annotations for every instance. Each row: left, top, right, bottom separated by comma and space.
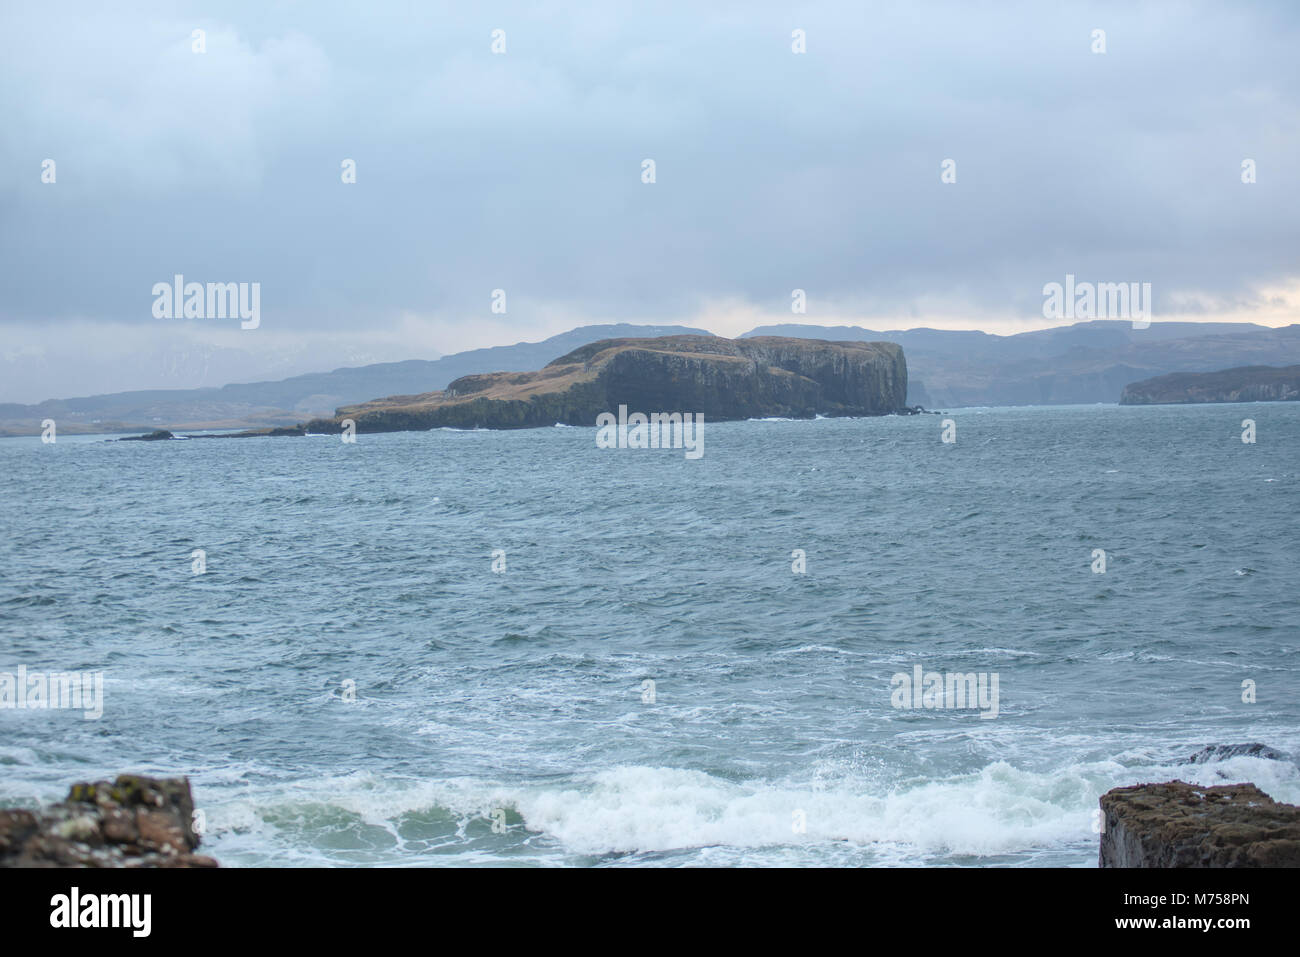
194, 749, 1300, 865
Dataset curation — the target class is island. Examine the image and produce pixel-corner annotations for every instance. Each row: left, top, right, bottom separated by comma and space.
303, 335, 909, 434
1119, 364, 1300, 405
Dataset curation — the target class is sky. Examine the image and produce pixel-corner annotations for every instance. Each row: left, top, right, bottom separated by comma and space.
1, 1, 1297, 403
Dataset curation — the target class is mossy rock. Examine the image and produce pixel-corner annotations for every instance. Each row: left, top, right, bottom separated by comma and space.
66, 782, 98, 803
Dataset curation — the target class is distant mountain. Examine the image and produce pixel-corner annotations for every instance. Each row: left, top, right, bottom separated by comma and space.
742, 321, 1300, 407
0, 324, 712, 435
1120, 365, 1300, 405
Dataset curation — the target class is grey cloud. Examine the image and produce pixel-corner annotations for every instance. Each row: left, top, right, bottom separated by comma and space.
0, 0, 1296, 401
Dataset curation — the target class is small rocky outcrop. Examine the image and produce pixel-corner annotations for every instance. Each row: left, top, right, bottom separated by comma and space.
184, 425, 306, 439
118, 425, 306, 441
0, 774, 217, 868
120, 429, 175, 441
305, 335, 908, 434
1099, 780, 1300, 867
1186, 743, 1288, 764
1120, 364, 1300, 404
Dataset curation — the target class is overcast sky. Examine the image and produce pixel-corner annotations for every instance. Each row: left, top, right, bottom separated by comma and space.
1, 1, 1297, 403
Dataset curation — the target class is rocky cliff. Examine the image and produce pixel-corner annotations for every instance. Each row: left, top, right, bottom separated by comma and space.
304, 335, 907, 434
1120, 364, 1300, 405
1098, 780, 1300, 867
0, 774, 217, 867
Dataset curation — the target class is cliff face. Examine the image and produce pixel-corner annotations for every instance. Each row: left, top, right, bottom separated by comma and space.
305, 335, 907, 434
1120, 364, 1300, 405
1099, 780, 1300, 867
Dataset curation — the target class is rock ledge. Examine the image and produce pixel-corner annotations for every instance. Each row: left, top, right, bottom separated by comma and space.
1099, 780, 1300, 867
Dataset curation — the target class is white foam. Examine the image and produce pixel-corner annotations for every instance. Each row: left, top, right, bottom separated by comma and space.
500, 763, 1097, 856
194, 751, 1300, 864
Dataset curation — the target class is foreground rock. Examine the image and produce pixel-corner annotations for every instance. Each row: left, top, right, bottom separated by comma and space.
305, 335, 908, 434
0, 774, 217, 867
1120, 364, 1300, 404
1099, 780, 1300, 867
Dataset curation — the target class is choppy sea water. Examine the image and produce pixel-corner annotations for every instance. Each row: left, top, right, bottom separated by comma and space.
1, 404, 1298, 867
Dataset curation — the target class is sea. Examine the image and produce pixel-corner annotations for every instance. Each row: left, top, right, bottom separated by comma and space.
1, 403, 1297, 867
